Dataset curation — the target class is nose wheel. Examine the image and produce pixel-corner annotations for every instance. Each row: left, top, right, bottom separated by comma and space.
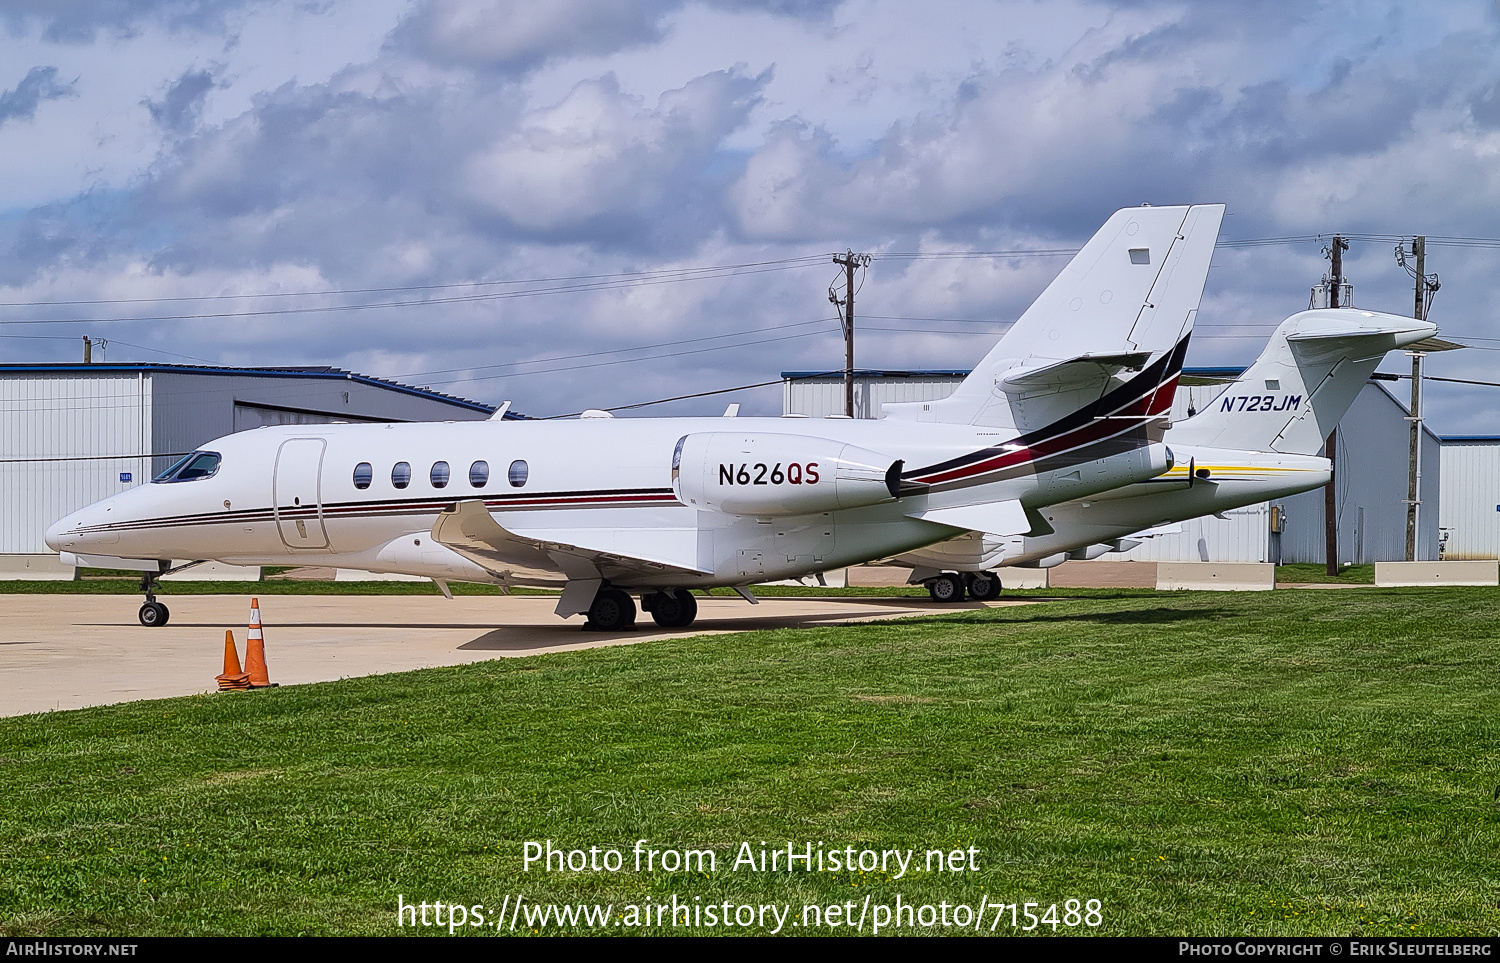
138, 574, 170, 627
138, 601, 170, 627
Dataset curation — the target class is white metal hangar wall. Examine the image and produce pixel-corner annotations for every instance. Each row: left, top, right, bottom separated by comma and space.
1264, 381, 1441, 565
782, 369, 1437, 564
1438, 437, 1500, 560
1, 364, 500, 571
781, 370, 971, 419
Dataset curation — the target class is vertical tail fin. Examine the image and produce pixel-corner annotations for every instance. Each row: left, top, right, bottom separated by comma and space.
1166, 308, 1439, 454
884, 203, 1224, 432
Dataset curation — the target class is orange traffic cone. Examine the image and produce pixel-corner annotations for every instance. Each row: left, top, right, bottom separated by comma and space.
245, 597, 277, 688
216, 630, 250, 691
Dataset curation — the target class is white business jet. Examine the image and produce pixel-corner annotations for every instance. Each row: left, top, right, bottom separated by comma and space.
892, 306, 1441, 600
46, 204, 1224, 630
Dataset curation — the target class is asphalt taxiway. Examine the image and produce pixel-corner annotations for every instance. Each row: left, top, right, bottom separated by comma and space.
0, 593, 1029, 716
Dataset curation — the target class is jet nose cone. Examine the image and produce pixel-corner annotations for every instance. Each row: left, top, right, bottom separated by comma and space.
45, 503, 101, 552
44, 514, 74, 552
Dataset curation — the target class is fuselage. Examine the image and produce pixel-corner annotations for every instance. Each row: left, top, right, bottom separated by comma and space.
893, 444, 1329, 572
46, 413, 1174, 588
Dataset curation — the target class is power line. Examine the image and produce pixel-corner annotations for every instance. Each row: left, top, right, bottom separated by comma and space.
874, 247, 1079, 259
392, 318, 835, 381
0, 261, 823, 326
0, 255, 832, 308
544, 376, 805, 420
0, 323, 843, 413
421, 329, 830, 388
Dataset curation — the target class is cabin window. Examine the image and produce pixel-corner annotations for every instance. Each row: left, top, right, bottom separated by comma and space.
152, 450, 221, 483
352, 463, 373, 490
391, 462, 411, 489
508, 459, 528, 488
431, 461, 451, 489
469, 460, 489, 487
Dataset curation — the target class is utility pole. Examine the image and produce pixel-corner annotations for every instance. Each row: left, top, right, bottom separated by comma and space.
829, 251, 870, 418
1323, 235, 1348, 576
82, 335, 92, 364
1398, 236, 1439, 561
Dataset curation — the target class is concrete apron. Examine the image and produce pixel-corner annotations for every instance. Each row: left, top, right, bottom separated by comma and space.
0, 593, 1030, 717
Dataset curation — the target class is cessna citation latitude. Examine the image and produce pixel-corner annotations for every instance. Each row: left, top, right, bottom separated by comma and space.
47, 203, 1224, 631
893, 306, 1442, 601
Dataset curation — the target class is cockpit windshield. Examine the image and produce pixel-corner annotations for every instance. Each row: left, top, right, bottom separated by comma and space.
153, 451, 222, 483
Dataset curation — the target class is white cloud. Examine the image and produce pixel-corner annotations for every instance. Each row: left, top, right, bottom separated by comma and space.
4, 0, 1500, 428
463, 70, 763, 236
395, 0, 676, 72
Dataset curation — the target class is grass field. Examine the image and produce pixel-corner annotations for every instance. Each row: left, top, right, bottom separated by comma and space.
2, 587, 1497, 936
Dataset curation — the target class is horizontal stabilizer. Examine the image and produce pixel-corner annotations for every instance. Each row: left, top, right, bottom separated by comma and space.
996, 351, 1152, 392
907, 500, 1032, 538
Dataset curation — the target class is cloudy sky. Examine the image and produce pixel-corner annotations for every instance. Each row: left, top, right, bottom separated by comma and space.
3, 0, 1499, 431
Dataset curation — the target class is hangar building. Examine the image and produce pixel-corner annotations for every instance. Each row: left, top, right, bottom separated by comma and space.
1, 363, 500, 576
1438, 437, 1500, 560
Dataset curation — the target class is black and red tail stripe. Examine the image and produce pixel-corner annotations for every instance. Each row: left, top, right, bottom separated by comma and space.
905, 335, 1190, 491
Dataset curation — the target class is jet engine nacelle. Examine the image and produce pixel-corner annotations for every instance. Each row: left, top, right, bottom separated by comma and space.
672, 432, 902, 517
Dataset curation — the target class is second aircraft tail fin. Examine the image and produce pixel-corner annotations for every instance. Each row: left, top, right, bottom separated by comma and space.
1165, 308, 1439, 455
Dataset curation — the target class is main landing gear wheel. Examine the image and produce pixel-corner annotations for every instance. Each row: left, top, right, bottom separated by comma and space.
584, 588, 636, 632
646, 589, 698, 629
965, 571, 1002, 601
138, 601, 170, 627
926, 573, 964, 603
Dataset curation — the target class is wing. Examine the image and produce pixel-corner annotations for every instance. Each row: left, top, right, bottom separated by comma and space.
431, 500, 711, 613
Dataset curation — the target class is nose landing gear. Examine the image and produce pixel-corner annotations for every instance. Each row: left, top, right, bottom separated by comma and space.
138, 573, 170, 627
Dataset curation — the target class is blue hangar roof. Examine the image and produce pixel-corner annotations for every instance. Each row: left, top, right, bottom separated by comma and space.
0, 362, 523, 418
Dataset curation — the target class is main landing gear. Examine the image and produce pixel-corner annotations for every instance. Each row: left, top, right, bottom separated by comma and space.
582, 587, 700, 631
583, 588, 636, 632
925, 571, 1001, 603
642, 588, 698, 629
138, 573, 170, 627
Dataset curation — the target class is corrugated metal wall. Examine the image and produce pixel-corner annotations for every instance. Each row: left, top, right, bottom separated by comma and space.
151, 372, 490, 474
1275, 383, 1441, 563
4, 367, 493, 560
1114, 505, 1272, 563
1, 372, 153, 553
1438, 440, 1500, 559
783, 376, 965, 419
